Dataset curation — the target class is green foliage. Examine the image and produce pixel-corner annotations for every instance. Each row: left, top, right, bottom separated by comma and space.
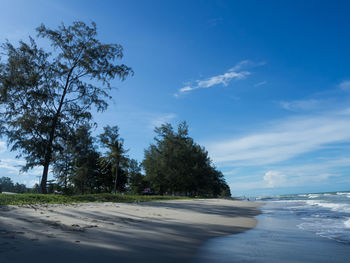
99, 125, 128, 193
127, 159, 148, 194
66, 124, 101, 194
0, 22, 232, 198
0, 193, 190, 206
143, 122, 231, 197
0, 21, 133, 193
0, 177, 31, 193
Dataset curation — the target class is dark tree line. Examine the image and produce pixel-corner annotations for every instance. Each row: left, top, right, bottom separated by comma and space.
0, 177, 30, 193
52, 124, 143, 195
0, 21, 231, 197
50, 122, 230, 197
143, 122, 231, 197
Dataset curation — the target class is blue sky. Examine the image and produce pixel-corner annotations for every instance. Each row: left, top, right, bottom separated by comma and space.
1, 0, 350, 196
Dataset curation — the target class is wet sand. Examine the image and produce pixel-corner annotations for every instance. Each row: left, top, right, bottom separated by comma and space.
193, 202, 350, 263
0, 199, 261, 263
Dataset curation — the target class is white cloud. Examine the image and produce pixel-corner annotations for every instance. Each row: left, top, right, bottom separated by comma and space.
263, 170, 342, 188
339, 80, 350, 91
254, 81, 267, 87
207, 108, 350, 166
0, 158, 25, 174
0, 158, 41, 176
231, 169, 343, 191
179, 86, 193, 93
263, 170, 288, 188
0, 141, 6, 153
280, 99, 322, 111
175, 60, 257, 97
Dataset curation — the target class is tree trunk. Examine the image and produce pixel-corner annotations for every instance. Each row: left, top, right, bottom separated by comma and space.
39, 67, 74, 194
40, 160, 49, 194
113, 160, 119, 194
40, 135, 54, 194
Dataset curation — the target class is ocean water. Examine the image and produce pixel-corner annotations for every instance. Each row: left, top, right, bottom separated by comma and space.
257, 191, 350, 244
192, 191, 350, 263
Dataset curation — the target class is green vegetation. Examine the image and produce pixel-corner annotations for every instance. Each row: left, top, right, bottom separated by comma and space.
0, 21, 132, 193
0, 177, 30, 193
0, 193, 190, 206
143, 122, 231, 197
0, 21, 231, 198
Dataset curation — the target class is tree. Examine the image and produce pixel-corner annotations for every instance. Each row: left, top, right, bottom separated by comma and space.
0, 177, 15, 192
143, 122, 231, 197
0, 21, 133, 193
127, 159, 147, 194
53, 124, 101, 194
99, 125, 128, 193
0, 177, 29, 193
52, 137, 75, 193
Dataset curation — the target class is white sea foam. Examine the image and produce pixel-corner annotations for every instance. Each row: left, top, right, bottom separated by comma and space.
336, 192, 350, 197
298, 218, 350, 244
267, 192, 350, 244
345, 218, 350, 228
306, 200, 350, 213
308, 194, 320, 199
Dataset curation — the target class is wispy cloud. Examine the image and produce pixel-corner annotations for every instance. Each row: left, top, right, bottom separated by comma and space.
207, 107, 350, 166
339, 80, 350, 91
279, 99, 323, 111
230, 168, 343, 191
0, 158, 42, 176
254, 81, 267, 87
262, 170, 342, 189
0, 158, 25, 174
0, 141, 6, 153
175, 60, 264, 97
263, 169, 342, 189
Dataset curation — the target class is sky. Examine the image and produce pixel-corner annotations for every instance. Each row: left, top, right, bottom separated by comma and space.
1, 0, 350, 196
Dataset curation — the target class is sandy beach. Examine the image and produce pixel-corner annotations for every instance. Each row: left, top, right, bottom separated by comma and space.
0, 199, 260, 263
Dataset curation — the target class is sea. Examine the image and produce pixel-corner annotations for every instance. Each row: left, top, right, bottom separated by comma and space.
192, 191, 350, 263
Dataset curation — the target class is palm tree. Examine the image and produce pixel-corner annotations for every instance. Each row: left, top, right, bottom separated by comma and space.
99, 125, 128, 193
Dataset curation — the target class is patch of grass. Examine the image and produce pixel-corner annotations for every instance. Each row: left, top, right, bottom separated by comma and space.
0, 193, 191, 206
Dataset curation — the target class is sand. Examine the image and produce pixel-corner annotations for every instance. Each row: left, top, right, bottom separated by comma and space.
0, 199, 261, 263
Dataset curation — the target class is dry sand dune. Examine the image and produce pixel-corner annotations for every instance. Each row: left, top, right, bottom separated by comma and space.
0, 199, 261, 263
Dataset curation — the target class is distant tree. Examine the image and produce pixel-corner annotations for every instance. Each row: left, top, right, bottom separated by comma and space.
52, 137, 75, 193
127, 159, 147, 194
0, 177, 14, 192
0, 21, 133, 193
53, 124, 101, 194
0, 177, 29, 193
143, 122, 231, 197
99, 125, 128, 193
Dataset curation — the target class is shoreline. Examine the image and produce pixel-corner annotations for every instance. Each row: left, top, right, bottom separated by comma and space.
0, 199, 261, 263
193, 200, 350, 263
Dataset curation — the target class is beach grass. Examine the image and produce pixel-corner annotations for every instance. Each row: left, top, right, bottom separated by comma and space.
0, 193, 191, 206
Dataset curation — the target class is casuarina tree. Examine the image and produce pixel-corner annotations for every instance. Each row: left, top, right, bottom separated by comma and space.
0, 21, 133, 193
